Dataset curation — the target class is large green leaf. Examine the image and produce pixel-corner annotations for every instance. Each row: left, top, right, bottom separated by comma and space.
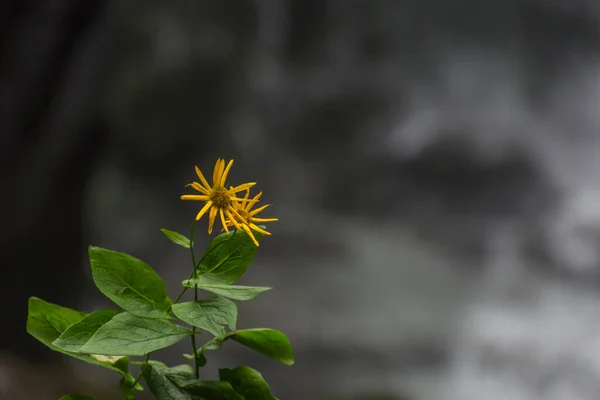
165, 364, 244, 400
80, 312, 191, 356
227, 329, 294, 365
182, 279, 270, 301
171, 378, 244, 400
27, 297, 86, 346
59, 395, 95, 400
142, 361, 192, 400
172, 296, 237, 338
161, 229, 191, 249
196, 229, 262, 284
89, 246, 172, 319
26, 297, 133, 376
53, 309, 121, 352
219, 366, 278, 400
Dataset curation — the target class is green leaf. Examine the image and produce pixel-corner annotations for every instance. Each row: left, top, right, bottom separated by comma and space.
80, 312, 191, 356
89, 246, 172, 319
219, 366, 279, 400
161, 229, 191, 249
227, 329, 294, 365
143, 361, 192, 400
196, 229, 262, 284
53, 309, 121, 352
120, 376, 139, 400
172, 296, 237, 338
26, 297, 134, 376
59, 394, 95, 400
182, 279, 270, 301
171, 377, 244, 400
27, 297, 86, 347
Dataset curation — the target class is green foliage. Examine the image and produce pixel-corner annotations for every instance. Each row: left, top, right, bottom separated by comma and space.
89, 247, 172, 319
219, 367, 279, 400
53, 309, 121, 352
227, 329, 294, 366
161, 229, 191, 249
196, 229, 262, 283
27, 202, 292, 399
142, 361, 193, 400
172, 296, 237, 338
27, 298, 138, 379
182, 279, 271, 301
79, 312, 191, 356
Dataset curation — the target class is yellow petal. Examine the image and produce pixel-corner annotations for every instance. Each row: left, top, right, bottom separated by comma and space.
229, 182, 256, 193
225, 209, 244, 231
194, 166, 211, 190
219, 209, 229, 233
248, 204, 271, 216
220, 159, 234, 186
240, 188, 250, 208
213, 159, 225, 186
182, 194, 210, 201
247, 191, 263, 210
186, 182, 209, 194
195, 201, 213, 221
249, 223, 271, 235
208, 207, 218, 234
242, 224, 260, 246
228, 205, 247, 223
251, 217, 278, 222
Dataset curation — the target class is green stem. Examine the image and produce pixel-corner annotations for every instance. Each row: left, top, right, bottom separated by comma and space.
188, 219, 201, 378
131, 352, 151, 390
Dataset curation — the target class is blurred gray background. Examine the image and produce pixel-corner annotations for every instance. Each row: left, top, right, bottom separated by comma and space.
3, 1, 600, 399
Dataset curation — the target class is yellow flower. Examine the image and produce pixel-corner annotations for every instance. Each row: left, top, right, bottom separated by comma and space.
225, 188, 278, 246
181, 158, 255, 234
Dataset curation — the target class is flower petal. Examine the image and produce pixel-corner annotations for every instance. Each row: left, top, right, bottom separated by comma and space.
220, 159, 234, 186
194, 166, 211, 190
195, 201, 213, 221
251, 217, 278, 222
242, 224, 260, 246
229, 182, 256, 193
219, 209, 229, 233
247, 191, 263, 210
228, 205, 247, 223
248, 204, 271, 216
186, 182, 209, 194
181, 194, 210, 201
208, 207, 218, 234
249, 223, 271, 235
213, 159, 225, 186
225, 209, 243, 231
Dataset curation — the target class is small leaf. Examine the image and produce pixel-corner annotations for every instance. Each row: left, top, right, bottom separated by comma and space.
182, 279, 270, 301
143, 361, 192, 400
227, 329, 294, 365
161, 229, 191, 249
120, 376, 141, 400
59, 395, 95, 400
172, 296, 237, 338
53, 309, 121, 352
89, 246, 172, 319
80, 312, 191, 356
219, 366, 279, 400
196, 229, 263, 284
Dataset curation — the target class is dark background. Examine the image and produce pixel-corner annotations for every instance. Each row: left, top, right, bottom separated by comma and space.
3, 1, 600, 399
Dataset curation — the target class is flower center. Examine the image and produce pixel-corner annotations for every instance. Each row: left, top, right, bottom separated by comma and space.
236, 209, 250, 223
210, 186, 231, 209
